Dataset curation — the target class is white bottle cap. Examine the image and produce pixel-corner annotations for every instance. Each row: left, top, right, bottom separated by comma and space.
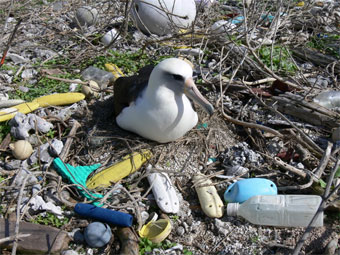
227, 203, 239, 216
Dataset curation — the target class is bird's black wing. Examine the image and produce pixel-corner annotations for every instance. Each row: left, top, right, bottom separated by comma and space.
113, 65, 154, 117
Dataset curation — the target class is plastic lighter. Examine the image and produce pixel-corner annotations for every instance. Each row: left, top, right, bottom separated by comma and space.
74, 203, 133, 227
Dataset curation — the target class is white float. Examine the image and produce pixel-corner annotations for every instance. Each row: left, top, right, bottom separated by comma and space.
131, 0, 196, 35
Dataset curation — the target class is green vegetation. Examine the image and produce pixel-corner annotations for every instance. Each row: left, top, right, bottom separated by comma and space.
31, 212, 69, 228
257, 45, 297, 74
93, 50, 172, 75
308, 34, 340, 59
139, 238, 178, 255
0, 124, 10, 144
46, 129, 56, 139
170, 215, 179, 221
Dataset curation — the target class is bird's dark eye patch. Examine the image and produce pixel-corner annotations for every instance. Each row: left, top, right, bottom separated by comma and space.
172, 74, 183, 81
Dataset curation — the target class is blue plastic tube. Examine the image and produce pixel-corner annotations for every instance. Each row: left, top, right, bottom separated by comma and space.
75, 203, 133, 227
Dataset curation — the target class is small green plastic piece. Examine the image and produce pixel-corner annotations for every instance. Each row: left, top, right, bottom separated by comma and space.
53, 158, 103, 204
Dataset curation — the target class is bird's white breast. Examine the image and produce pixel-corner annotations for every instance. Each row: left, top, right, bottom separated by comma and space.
116, 91, 198, 143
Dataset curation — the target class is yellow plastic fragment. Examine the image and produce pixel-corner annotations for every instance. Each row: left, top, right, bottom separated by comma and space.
32, 93, 85, 107
193, 174, 224, 218
179, 29, 204, 39
105, 63, 125, 81
139, 218, 171, 243
159, 41, 191, 49
0, 102, 39, 122
86, 150, 152, 189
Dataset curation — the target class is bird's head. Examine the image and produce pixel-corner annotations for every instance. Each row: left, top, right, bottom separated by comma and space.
150, 58, 214, 116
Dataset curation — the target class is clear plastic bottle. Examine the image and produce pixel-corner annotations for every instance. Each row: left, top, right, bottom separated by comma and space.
313, 91, 340, 109
227, 195, 323, 227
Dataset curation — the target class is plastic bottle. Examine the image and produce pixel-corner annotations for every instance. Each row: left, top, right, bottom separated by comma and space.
81, 66, 115, 88
313, 91, 340, 109
227, 195, 323, 227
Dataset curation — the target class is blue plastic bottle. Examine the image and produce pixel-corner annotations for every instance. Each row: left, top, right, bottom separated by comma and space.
224, 178, 277, 203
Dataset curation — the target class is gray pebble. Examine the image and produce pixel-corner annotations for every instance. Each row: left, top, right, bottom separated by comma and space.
177, 226, 185, 235
61, 250, 79, 255
28, 114, 53, 133
29, 143, 51, 164
18, 86, 30, 93
4, 160, 22, 170
7, 53, 29, 64
48, 139, 64, 157
21, 69, 37, 79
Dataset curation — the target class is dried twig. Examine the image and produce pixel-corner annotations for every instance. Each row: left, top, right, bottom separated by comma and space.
11, 173, 30, 255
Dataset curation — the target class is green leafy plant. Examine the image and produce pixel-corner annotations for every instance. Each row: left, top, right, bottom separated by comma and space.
31, 212, 69, 228
170, 215, 179, 221
139, 238, 177, 255
9, 73, 79, 102
0, 123, 10, 144
307, 34, 340, 59
257, 45, 297, 74
46, 129, 56, 139
250, 235, 260, 243
183, 249, 193, 255
92, 50, 172, 75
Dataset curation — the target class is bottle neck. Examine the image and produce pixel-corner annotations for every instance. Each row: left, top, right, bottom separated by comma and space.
227, 203, 239, 216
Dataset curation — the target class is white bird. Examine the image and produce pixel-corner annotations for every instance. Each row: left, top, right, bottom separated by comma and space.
130, 0, 196, 36
113, 58, 214, 143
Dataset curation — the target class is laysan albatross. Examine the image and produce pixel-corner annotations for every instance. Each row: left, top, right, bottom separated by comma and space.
113, 58, 214, 143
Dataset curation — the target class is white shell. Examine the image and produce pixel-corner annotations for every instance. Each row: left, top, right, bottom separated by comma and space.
147, 172, 179, 214
9, 140, 34, 160
131, 0, 196, 35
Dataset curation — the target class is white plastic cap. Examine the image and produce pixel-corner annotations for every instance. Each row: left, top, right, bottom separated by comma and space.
226, 203, 239, 216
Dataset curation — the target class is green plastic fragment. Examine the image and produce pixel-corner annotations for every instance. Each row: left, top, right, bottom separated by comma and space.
197, 123, 208, 129
53, 158, 103, 205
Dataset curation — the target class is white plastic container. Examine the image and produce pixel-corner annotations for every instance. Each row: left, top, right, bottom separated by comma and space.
227, 195, 323, 227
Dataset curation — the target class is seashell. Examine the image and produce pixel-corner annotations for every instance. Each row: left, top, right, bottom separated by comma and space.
9, 140, 34, 160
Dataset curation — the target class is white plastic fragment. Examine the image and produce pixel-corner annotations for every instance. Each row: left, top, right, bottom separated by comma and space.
101, 28, 121, 46
24, 195, 63, 216
147, 170, 180, 214
211, 20, 236, 34
174, 48, 203, 56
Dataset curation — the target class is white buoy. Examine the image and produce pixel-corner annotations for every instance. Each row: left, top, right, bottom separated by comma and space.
130, 0, 196, 36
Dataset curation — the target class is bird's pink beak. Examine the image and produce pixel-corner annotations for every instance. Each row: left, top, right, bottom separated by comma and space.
184, 77, 214, 115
